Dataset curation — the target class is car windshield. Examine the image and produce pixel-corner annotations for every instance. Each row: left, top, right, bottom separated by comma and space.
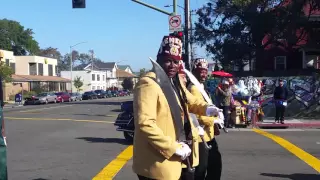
70, 93, 76, 96
84, 92, 91, 95
37, 93, 47, 96
55, 93, 63, 96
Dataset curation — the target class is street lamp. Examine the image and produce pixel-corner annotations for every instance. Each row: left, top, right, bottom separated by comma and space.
69, 41, 88, 93
164, 4, 184, 10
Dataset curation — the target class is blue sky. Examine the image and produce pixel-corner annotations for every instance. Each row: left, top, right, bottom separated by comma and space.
1, 0, 210, 71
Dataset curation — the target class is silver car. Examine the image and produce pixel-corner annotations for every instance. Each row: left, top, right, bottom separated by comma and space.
70, 92, 82, 101
34, 92, 57, 104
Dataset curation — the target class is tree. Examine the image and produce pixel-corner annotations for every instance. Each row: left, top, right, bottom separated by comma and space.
0, 19, 40, 55
121, 78, 134, 90
73, 76, 84, 92
0, 61, 14, 82
194, 0, 320, 71
139, 68, 147, 77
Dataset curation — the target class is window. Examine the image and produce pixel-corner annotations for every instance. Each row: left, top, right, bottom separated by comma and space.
48, 64, 53, 76
97, 86, 100, 90
103, 75, 105, 81
97, 74, 100, 81
92, 86, 95, 90
29, 63, 37, 75
274, 56, 286, 70
55, 65, 58, 75
92, 74, 95, 81
38, 63, 44, 75
10, 63, 15, 74
5, 59, 9, 66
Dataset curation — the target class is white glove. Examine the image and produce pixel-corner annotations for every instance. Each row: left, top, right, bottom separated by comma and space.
197, 126, 205, 136
206, 105, 223, 116
175, 142, 191, 160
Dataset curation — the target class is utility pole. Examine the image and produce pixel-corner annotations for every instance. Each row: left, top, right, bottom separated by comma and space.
89, 49, 94, 72
69, 41, 87, 93
184, 0, 190, 70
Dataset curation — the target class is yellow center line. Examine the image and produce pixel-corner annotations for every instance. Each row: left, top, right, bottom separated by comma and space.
6, 117, 114, 124
253, 128, 320, 173
92, 145, 133, 180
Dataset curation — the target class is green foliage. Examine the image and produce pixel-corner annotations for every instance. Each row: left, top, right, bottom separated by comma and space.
139, 68, 147, 78
0, 19, 40, 55
73, 76, 84, 92
0, 61, 13, 82
194, 0, 320, 71
121, 78, 134, 90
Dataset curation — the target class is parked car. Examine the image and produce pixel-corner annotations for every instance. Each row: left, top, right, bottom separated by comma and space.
111, 91, 119, 97
82, 91, 98, 100
105, 90, 112, 98
24, 92, 57, 105
94, 90, 107, 98
118, 91, 127, 96
55, 92, 71, 103
70, 92, 82, 101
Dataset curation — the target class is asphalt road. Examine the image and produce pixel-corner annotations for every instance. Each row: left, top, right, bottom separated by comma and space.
4, 96, 133, 180
4, 97, 320, 180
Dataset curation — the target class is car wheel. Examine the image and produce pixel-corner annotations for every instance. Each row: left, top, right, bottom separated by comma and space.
54, 99, 57, 103
45, 99, 48, 104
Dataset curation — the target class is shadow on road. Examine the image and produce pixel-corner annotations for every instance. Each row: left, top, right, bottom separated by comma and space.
33, 178, 49, 180
260, 173, 319, 180
68, 101, 123, 106
76, 137, 130, 145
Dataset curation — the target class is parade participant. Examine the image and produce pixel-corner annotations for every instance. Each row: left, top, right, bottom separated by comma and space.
178, 60, 187, 86
188, 58, 222, 180
132, 35, 222, 180
273, 79, 288, 124
216, 80, 233, 128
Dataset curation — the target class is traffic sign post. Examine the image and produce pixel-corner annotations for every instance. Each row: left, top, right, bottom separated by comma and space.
169, 15, 182, 32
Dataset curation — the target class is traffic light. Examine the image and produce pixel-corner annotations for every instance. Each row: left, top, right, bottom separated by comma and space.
72, 0, 86, 8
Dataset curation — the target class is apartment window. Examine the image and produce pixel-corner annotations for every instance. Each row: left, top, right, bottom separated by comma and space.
38, 63, 44, 75
103, 75, 105, 81
274, 56, 286, 70
97, 86, 100, 90
97, 74, 100, 81
48, 64, 53, 76
55, 65, 58, 75
92, 86, 95, 90
5, 59, 10, 66
92, 74, 95, 81
29, 63, 37, 75
9, 63, 15, 74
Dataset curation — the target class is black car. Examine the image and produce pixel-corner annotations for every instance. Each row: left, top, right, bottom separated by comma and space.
94, 90, 107, 98
82, 91, 98, 100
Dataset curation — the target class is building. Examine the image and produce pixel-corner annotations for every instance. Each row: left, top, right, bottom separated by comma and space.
0, 49, 71, 101
116, 69, 138, 88
60, 70, 107, 92
71, 61, 118, 88
118, 65, 133, 74
258, 0, 320, 73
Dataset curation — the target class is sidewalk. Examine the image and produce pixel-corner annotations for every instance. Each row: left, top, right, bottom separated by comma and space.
255, 118, 320, 129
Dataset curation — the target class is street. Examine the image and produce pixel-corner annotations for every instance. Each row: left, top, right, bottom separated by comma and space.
4, 98, 320, 180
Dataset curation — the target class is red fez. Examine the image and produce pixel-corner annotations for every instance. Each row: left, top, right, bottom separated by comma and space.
192, 58, 208, 71
157, 36, 183, 61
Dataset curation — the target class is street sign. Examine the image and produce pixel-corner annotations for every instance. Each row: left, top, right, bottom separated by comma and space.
169, 15, 182, 32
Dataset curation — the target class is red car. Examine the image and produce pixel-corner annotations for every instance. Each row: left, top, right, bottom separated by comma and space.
55, 92, 71, 103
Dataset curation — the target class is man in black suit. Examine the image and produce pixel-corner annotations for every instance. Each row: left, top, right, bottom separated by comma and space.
273, 79, 288, 124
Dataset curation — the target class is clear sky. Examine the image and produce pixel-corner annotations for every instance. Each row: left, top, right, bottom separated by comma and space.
1, 0, 210, 72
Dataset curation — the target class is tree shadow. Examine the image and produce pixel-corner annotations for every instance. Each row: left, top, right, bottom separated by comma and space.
32, 179, 50, 180
260, 173, 319, 180
76, 137, 130, 145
